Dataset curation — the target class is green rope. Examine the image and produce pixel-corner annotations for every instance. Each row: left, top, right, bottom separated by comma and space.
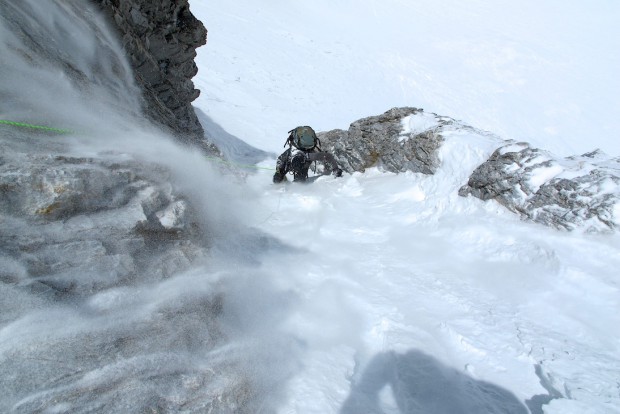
206, 155, 275, 171
1, 119, 274, 172
0, 119, 73, 134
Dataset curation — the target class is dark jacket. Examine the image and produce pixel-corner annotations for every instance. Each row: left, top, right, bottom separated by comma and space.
273, 147, 342, 183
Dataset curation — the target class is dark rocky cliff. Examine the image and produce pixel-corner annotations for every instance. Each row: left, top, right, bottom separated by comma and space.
94, 0, 207, 142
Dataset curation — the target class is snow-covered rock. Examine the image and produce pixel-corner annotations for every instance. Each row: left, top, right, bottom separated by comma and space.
319, 107, 444, 174
320, 107, 619, 232
459, 143, 620, 232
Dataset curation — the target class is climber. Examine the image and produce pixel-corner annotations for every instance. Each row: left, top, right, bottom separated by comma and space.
272, 126, 343, 183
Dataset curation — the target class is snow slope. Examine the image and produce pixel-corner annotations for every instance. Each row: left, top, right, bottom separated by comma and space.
193, 0, 620, 157
2, 1, 617, 412
190, 1, 620, 413
239, 131, 620, 414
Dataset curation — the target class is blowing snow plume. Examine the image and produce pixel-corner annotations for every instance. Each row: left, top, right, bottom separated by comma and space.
0, 1, 295, 412
0, 0, 143, 133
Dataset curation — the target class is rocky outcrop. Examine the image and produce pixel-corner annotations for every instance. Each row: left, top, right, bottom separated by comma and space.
320, 107, 619, 232
459, 143, 620, 231
0, 131, 206, 293
94, 0, 207, 141
0, 2, 270, 411
318, 107, 445, 174
0, 128, 255, 410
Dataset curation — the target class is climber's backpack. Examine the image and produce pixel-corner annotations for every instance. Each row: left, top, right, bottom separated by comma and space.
285, 126, 320, 151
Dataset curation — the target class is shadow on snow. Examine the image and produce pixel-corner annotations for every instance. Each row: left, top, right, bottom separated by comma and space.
340, 350, 535, 414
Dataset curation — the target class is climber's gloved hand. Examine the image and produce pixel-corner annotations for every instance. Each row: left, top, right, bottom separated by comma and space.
273, 171, 284, 183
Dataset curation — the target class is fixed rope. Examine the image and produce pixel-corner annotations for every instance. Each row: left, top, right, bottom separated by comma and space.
0, 119, 274, 172
205, 155, 274, 171
0, 119, 73, 134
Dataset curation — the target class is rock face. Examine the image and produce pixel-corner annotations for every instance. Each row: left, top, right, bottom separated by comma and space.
0, 2, 275, 411
459, 143, 620, 231
0, 132, 206, 294
318, 107, 445, 174
94, 0, 207, 141
0, 130, 261, 411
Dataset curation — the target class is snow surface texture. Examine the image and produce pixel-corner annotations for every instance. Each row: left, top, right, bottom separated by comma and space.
1, 1, 619, 414
245, 142, 620, 414
193, 0, 620, 157
192, 1, 620, 413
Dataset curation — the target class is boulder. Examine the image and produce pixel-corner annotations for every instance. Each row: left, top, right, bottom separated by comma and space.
318, 107, 445, 174
459, 143, 620, 231
0, 133, 206, 296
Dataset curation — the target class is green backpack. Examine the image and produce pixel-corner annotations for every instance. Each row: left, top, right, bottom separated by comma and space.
285, 126, 320, 151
